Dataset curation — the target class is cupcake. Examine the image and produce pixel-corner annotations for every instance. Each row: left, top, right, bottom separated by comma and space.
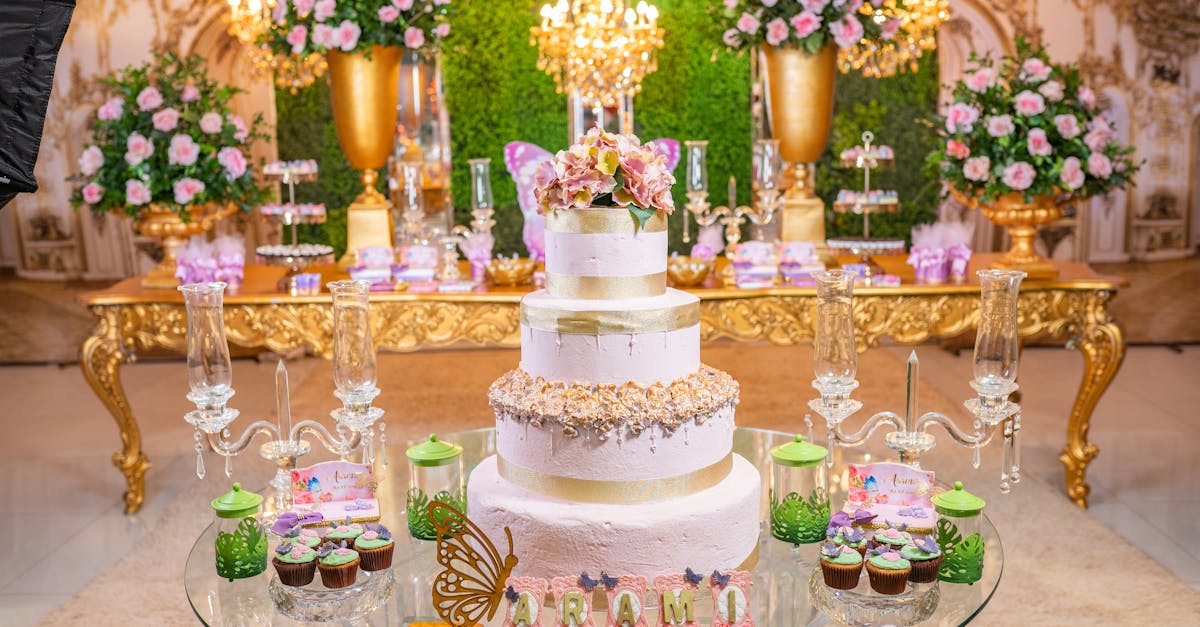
317, 541, 360, 589
324, 516, 365, 547
873, 525, 911, 552
272, 541, 318, 587
354, 523, 395, 571
900, 535, 943, 583
865, 543, 912, 595
283, 524, 322, 549
828, 526, 869, 556
819, 541, 864, 590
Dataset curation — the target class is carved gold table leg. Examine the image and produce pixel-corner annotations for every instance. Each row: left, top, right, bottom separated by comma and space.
80, 306, 151, 515
1059, 290, 1125, 509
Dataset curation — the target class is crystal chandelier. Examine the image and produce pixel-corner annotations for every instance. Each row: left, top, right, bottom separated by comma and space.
224, 0, 327, 93
531, 0, 665, 108
839, 0, 949, 78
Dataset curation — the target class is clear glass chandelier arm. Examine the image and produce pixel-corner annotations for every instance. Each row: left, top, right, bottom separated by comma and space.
205, 420, 281, 457
830, 411, 905, 447
289, 419, 362, 457
915, 412, 997, 448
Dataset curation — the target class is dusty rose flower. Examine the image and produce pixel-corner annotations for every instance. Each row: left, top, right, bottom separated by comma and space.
199, 112, 223, 134
287, 25, 308, 54
312, 23, 335, 48
946, 139, 970, 159
273, 0, 289, 23
736, 12, 760, 35
1054, 114, 1081, 138
945, 103, 980, 133
125, 179, 152, 205
802, 0, 830, 9
181, 85, 200, 103
152, 107, 179, 132
395, 0, 414, 8
790, 11, 822, 39
1026, 128, 1052, 157
1077, 86, 1096, 110
722, 28, 741, 47
1060, 156, 1084, 190
378, 6, 398, 23
404, 26, 425, 49
965, 67, 995, 93
845, 0, 864, 11
962, 156, 990, 182
881, 18, 900, 40
136, 86, 163, 111
723, 0, 737, 7
831, 15, 864, 49
1014, 90, 1045, 116
98, 97, 124, 121
765, 18, 789, 46
1022, 58, 1051, 82
1038, 80, 1063, 102
78, 146, 104, 176
336, 20, 361, 51
173, 177, 206, 204
82, 182, 105, 204
1083, 126, 1111, 152
1087, 152, 1112, 179
167, 134, 200, 166
293, 0, 314, 17
1002, 161, 1035, 190
432, 0, 449, 5
314, 0, 336, 22
434, 23, 451, 38
124, 132, 154, 165
217, 147, 248, 179
227, 114, 248, 142
986, 114, 1014, 137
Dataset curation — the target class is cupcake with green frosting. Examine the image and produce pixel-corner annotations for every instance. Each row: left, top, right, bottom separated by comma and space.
354, 523, 395, 571
324, 516, 365, 547
901, 535, 943, 583
819, 541, 864, 590
317, 541, 360, 588
865, 543, 912, 595
872, 525, 912, 551
272, 541, 318, 587
284, 525, 322, 549
828, 526, 869, 556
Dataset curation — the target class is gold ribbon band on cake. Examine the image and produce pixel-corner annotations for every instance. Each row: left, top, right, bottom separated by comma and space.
521, 301, 699, 335
545, 272, 666, 299
545, 208, 668, 234
496, 454, 732, 504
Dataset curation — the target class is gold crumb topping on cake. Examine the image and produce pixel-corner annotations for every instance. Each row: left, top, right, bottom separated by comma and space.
487, 365, 739, 438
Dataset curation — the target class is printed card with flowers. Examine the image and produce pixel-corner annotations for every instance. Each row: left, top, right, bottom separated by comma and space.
845, 462, 935, 530
291, 460, 380, 522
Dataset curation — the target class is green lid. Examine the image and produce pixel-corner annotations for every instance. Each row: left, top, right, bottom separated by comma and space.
770, 434, 828, 468
931, 481, 986, 517
406, 434, 463, 467
211, 482, 263, 519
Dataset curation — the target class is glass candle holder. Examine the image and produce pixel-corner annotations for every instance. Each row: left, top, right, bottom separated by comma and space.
684, 140, 708, 194
328, 280, 377, 412
930, 481, 986, 584
972, 270, 1026, 404
754, 138, 782, 191
468, 158, 494, 214
399, 162, 426, 245
769, 435, 830, 546
405, 434, 464, 540
812, 270, 858, 394
179, 282, 237, 431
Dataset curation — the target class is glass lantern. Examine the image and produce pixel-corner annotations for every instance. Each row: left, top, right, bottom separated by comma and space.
972, 269, 1026, 408
768, 435, 831, 546
405, 434, 464, 540
812, 270, 859, 403
930, 481, 986, 584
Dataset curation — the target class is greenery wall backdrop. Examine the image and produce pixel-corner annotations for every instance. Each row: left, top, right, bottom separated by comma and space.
275, 0, 938, 257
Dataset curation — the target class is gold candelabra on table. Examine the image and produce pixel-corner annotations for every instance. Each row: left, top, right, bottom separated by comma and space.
531, 0, 665, 108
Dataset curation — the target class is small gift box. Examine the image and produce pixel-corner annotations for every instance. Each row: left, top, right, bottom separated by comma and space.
730, 241, 779, 287
909, 221, 974, 284
948, 243, 972, 281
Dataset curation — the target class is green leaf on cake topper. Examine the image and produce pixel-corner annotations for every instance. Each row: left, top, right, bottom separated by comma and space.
935, 518, 985, 584
769, 488, 831, 547
214, 517, 267, 581
628, 206, 658, 232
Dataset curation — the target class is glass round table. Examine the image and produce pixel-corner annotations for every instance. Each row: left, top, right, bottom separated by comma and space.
185, 428, 1002, 625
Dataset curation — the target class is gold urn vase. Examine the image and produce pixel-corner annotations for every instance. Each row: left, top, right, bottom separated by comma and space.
762, 44, 837, 242
132, 203, 237, 289
327, 45, 401, 257
957, 189, 1069, 279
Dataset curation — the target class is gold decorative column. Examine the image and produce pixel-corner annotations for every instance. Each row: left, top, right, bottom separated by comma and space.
327, 46, 402, 261
762, 44, 836, 242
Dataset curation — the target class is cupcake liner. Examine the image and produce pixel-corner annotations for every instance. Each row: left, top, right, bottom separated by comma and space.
356, 544, 395, 572
867, 562, 911, 595
820, 560, 863, 590
907, 556, 942, 583
272, 558, 316, 587
318, 559, 360, 589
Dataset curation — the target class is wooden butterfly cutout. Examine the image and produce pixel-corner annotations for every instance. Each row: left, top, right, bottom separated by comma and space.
429, 500, 519, 626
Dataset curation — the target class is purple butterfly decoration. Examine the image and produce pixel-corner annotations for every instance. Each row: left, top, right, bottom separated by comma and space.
275, 542, 294, 555
711, 569, 732, 588
820, 542, 844, 559
914, 535, 941, 555
843, 527, 865, 543
852, 509, 878, 525
684, 567, 703, 585
505, 585, 519, 603
897, 506, 929, 519
270, 511, 324, 536
579, 572, 599, 592
344, 499, 372, 511
317, 544, 334, 558
599, 571, 619, 590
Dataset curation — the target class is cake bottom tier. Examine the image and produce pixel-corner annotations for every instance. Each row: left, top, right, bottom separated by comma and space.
466, 454, 762, 581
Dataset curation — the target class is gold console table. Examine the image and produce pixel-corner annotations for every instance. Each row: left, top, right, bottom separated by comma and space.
80, 254, 1125, 514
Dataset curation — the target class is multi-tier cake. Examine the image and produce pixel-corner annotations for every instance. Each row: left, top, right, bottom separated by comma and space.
467, 139, 761, 579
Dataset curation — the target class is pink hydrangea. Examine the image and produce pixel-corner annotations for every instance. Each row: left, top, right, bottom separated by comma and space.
136, 86, 163, 111
1077, 86, 1096, 110
125, 179, 152, 205
1026, 128, 1052, 157
1054, 114, 1081, 138
1014, 90, 1045, 116
986, 114, 1014, 137
765, 18, 789, 46
217, 147, 248, 179
404, 26, 424, 49
965, 67, 996, 93
1087, 152, 1112, 179
199, 112, 224, 134
173, 177, 206, 205
336, 20, 361, 51
736, 12, 760, 35
378, 5, 398, 23
227, 114, 249, 142
434, 23, 451, 38
1002, 161, 1035, 190
314, 0, 336, 22
287, 25, 308, 54
946, 139, 970, 159
945, 103, 980, 133
78, 146, 104, 176
1038, 80, 1063, 102
881, 18, 900, 40
1022, 57, 1052, 82
831, 15, 864, 49
963, 156, 990, 182
82, 182, 105, 204
790, 11, 822, 39
98, 97, 124, 121
293, 0, 314, 17
124, 132, 154, 166
312, 23, 335, 48
1060, 156, 1084, 190
152, 107, 179, 132
167, 134, 200, 166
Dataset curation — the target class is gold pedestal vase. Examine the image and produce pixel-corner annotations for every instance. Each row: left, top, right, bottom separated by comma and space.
327, 45, 402, 261
956, 189, 1069, 279
132, 204, 237, 289
762, 44, 837, 242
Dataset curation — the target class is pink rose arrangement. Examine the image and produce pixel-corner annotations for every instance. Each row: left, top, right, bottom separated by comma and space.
928, 38, 1138, 200
715, 0, 904, 58
71, 53, 267, 217
533, 128, 676, 228
262, 0, 450, 60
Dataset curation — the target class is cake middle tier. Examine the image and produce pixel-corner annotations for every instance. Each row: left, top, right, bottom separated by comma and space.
520, 288, 700, 386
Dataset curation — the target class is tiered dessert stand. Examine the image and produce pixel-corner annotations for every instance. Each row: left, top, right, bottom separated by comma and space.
826, 132, 906, 284
256, 161, 335, 290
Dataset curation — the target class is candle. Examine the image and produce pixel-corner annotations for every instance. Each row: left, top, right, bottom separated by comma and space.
728, 175, 736, 208
905, 350, 919, 434
275, 359, 292, 441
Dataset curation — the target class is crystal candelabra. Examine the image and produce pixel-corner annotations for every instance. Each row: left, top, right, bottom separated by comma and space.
447, 157, 497, 282
808, 269, 1026, 492
744, 138, 783, 241
398, 162, 427, 246
681, 140, 784, 248
179, 280, 388, 517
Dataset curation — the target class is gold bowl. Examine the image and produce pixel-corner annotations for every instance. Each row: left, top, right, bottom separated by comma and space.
486, 257, 537, 286
666, 256, 714, 288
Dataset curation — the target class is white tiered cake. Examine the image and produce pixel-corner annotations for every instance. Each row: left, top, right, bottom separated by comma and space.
467, 206, 761, 580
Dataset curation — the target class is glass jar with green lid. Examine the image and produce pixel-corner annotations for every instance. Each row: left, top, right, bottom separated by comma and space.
768, 434, 831, 546
211, 482, 267, 581
930, 480, 986, 584
405, 433, 464, 540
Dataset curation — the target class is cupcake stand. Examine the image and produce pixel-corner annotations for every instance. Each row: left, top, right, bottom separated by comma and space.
828, 132, 906, 284
255, 161, 335, 291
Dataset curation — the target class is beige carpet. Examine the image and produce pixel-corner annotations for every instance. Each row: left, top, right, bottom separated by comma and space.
42, 345, 1200, 625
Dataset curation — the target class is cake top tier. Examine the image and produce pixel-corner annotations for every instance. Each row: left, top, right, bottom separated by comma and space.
543, 207, 669, 300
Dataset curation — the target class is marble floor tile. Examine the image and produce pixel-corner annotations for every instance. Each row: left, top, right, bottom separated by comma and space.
0, 594, 72, 626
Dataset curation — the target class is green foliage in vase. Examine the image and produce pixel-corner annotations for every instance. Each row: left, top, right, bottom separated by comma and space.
406, 487, 466, 541
935, 516, 985, 585
769, 488, 831, 547
214, 517, 267, 581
